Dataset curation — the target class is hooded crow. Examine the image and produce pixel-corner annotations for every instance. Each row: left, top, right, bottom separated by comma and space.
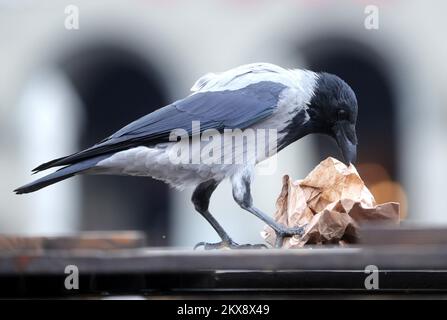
15, 63, 358, 249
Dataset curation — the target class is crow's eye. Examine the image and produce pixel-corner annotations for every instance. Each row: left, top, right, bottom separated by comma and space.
337, 109, 349, 121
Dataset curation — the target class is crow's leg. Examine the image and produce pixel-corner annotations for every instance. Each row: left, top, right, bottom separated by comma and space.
192, 179, 266, 250
232, 171, 305, 248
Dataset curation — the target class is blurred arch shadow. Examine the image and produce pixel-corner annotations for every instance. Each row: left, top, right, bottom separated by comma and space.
57, 43, 171, 246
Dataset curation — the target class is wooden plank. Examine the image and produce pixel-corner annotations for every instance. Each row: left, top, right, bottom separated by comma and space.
1, 227, 447, 275
1, 226, 447, 296
1, 245, 447, 275
360, 226, 447, 246
0, 231, 146, 252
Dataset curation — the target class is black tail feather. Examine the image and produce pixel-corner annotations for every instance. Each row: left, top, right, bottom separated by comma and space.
14, 170, 76, 194
32, 156, 66, 173
15, 155, 109, 194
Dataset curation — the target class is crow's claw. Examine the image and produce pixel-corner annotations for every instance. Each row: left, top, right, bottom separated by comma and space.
194, 239, 267, 250
273, 225, 307, 248
283, 226, 306, 237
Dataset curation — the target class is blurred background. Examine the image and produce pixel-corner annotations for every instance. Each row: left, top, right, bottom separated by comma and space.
0, 0, 445, 247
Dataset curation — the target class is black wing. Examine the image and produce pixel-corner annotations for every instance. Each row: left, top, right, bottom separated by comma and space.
33, 81, 286, 172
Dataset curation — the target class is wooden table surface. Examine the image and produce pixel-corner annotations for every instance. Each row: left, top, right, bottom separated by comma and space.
1, 227, 447, 297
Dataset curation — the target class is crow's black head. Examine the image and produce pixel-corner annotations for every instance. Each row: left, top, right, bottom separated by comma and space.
308, 72, 358, 165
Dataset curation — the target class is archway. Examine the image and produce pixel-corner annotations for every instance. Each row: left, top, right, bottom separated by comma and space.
58, 44, 171, 245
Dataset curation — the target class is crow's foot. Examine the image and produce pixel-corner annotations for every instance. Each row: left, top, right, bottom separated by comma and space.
194, 239, 267, 250
273, 225, 306, 248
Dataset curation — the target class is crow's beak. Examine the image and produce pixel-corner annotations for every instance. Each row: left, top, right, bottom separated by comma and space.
334, 121, 357, 166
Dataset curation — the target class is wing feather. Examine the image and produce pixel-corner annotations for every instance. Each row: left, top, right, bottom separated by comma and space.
33, 81, 286, 172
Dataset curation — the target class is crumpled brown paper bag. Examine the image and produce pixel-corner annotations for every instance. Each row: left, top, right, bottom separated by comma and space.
262, 157, 400, 248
